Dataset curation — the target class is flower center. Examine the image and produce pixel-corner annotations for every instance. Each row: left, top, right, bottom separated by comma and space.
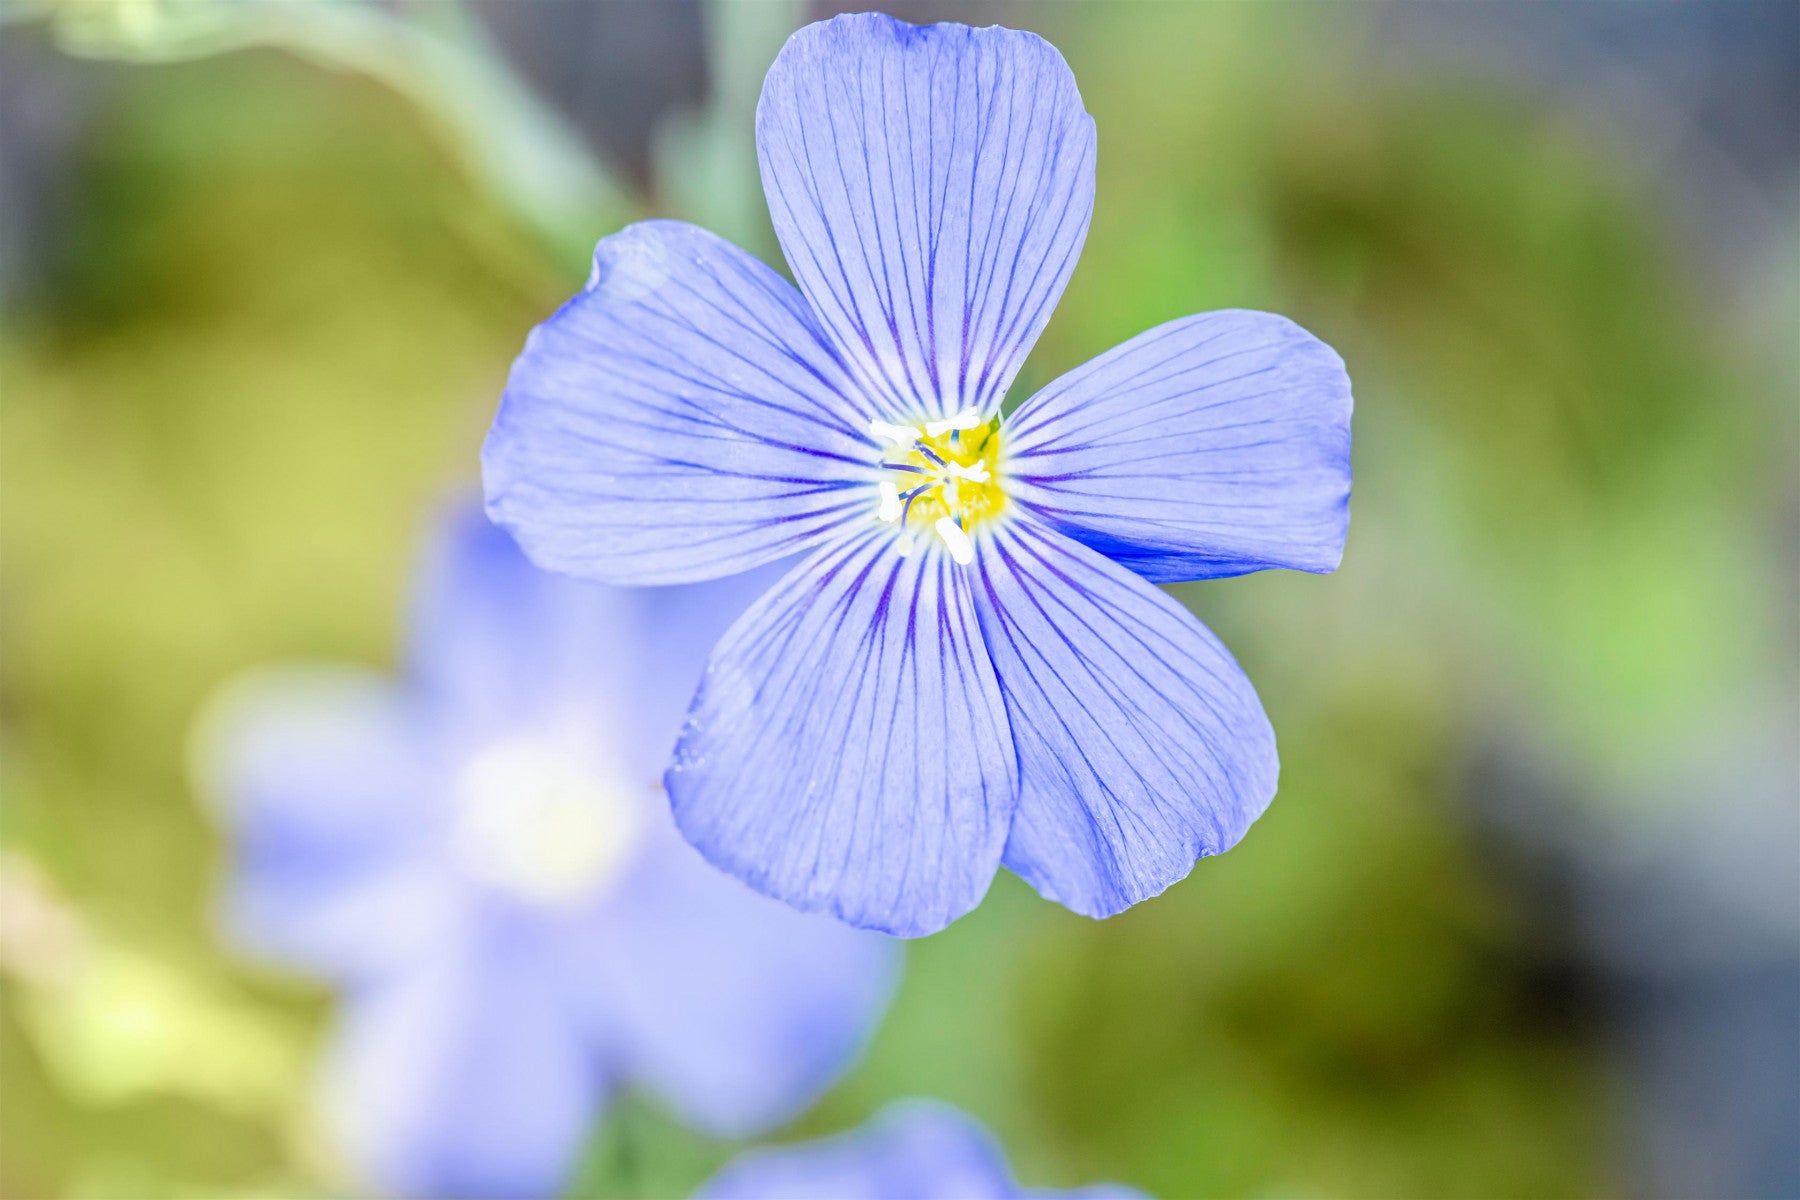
451, 739, 640, 907
869, 408, 1005, 563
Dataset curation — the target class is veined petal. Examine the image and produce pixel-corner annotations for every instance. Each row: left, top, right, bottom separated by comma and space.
667, 530, 1017, 937
555, 824, 898, 1137
973, 522, 1278, 918
483, 220, 876, 586
1005, 310, 1352, 582
317, 929, 603, 1200
757, 13, 1095, 422
195, 666, 455, 980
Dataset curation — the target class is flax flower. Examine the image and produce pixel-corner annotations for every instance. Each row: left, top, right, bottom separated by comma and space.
485, 14, 1352, 936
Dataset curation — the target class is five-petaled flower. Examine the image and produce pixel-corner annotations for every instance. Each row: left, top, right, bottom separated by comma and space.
200, 506, 896, 1200
485, 13, 1352, 937
697, 1099, 1149, 1199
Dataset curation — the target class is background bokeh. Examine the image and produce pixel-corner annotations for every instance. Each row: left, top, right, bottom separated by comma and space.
3, 1, 1796, 1198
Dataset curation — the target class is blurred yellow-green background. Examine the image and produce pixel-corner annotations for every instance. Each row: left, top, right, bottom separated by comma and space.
2, 1, 1795, 1197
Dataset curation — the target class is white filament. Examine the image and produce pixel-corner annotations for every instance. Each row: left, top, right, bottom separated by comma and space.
924, 409, 981, 438
945, 459, 990, 483
934, 518, 975, 565
868, 419, 923, 446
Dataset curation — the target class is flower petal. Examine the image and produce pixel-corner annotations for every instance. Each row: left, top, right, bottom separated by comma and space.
666, 530, 1018, 937
554, 821, 898, 1137
195, 666, 456, 980
1005, 310, 1352, 582
407, 503, 637, 745
757, 13, 1095, 422
406, 501, 783, 781
973, 521, 1278, 918
483, 219, 877, 586
695, 1100, 1016, 1200
317, 927, 604, 1200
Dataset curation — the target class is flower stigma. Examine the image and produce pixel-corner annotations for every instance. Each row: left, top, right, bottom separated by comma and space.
870, 408, 1005, 563
452, 739, 640, 907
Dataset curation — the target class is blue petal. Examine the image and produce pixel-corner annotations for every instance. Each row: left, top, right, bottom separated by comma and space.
973, 522, 1278, 918
483, 220, 878, 586
597, 554, 796, 784
406, 502, 638, 746
406, 500, 783, 781
757, 14, 1095, 422
552, 821, 898, 1137
197, 667, 457, 980
1005, 311, 1352, 582
698, 1099, 1146, 1199
695, 1100, 1017, 1200
666, 530, 1018, 937
317, 927, 604, 1200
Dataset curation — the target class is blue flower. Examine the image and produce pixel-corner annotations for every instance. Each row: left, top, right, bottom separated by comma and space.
484, 14, 1352, 937
201, 505, 898, 1200
696, 1100, 1149, 1200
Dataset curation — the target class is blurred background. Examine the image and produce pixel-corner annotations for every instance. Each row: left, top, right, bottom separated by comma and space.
2, 1, 1796, 1197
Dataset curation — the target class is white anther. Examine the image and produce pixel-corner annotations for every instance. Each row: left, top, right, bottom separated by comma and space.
934, 517, 975, 565
944, 459, 990, 483
877, 480, 903, 523
869, 419, 923, 446
924, 409, 982, 438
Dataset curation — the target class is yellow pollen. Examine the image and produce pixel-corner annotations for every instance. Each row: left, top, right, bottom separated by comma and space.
871, 411, 1006, 551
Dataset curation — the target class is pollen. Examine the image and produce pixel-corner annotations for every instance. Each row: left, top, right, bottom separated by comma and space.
870, 408, 1005, 559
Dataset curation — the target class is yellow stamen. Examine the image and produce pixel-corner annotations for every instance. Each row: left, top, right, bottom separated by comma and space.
872, 409, 1006, 557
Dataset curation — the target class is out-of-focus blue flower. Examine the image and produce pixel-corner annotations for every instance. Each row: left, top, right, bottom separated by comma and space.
201, 505, 898, 1200
484, 13, 1352, 937
696, 1100, 1150, 1200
